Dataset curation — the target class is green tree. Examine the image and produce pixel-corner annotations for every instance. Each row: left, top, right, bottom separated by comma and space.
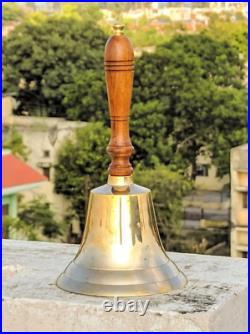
3, 127, 29, 160
130, 100, 172, 167
60, 3, 103, 23
205, 17, 248, 60
2, 3, 24, 24
54, 123, 192, 243
18, 197, 62, 240
54, 123, 110, 225
207, 87, 248, 176
132, 34, 247, 176
61, 69, 107, 121
2, 216, 16, 239
134, 165, 192, 250
3, 16, 107, 118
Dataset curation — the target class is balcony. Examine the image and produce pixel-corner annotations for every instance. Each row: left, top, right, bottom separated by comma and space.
233, 227, 248, 247
238, 171, 248, 188
235, 209, 248, 227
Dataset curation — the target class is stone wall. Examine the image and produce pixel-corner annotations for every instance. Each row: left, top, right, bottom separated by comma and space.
3, 239, 248, 332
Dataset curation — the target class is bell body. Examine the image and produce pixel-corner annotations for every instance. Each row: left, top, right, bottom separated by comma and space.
56, 177, 187, 297
57, 25, 187, 297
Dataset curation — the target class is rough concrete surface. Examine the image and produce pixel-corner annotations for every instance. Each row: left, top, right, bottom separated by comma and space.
2, 239, 248, 332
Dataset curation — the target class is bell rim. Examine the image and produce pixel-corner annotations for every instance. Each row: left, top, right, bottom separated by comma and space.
56, 261, 188, 298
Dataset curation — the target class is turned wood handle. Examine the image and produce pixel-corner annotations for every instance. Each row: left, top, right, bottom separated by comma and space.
104, 24, 134, 176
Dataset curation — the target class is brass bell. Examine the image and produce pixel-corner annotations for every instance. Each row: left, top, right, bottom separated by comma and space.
56, 24, 187, 297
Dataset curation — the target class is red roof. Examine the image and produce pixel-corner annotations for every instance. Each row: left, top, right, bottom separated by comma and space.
2, 154, 47, 189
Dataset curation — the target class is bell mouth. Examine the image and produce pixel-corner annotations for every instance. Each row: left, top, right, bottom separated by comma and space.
56, 260, 187, 298
56, 183, 187, 297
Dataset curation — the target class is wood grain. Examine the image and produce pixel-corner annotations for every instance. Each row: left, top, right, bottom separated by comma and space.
104, 25, 134, 176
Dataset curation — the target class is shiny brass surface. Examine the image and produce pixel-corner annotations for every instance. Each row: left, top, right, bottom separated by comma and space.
56, 25, 187, 297
113, 23, 125, 35
108, 175, 133, 192
56, 177, 187, 297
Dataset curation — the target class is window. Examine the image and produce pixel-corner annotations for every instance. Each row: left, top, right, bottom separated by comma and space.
241, 251, 248, 258
242, 192, 248, 209
2, 204, 9, 216
42, 167, 50, 180
216, 168, 221, 177
43, 150, 50, 158
196, 164, 209, 177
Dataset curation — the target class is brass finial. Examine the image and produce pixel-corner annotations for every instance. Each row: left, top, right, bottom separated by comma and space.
113, 24, 124, 36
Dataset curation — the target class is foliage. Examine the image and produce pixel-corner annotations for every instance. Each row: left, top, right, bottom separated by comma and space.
24, 11, 47, 25
132, 34, 247, 176
54, 122, 193, 243
208, 87, 248, 177
18, 197, 62, 240
3, 127, 29, 160
2, 215, 35, 240
2, 16, 107, 118
2, 216, 16, 239
60, 3, 103, 22
126, 20, 186, 48
7, 216, 40, 241
2, 3, 24, 24
54, 123, 110, 224
134, 165, 193, 249
204, 16, 248, 60
130, 100, 172, 168
3, 16, 247, 177
125, 16, 167, 48
61, 69, 107, 121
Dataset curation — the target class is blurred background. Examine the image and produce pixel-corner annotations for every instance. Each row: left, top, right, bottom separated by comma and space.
2, 2, 248, 257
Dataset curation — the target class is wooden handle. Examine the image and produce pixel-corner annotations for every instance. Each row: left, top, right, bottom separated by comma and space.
104, 24, 134, 176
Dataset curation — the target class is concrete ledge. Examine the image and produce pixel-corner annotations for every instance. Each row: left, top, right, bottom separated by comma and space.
3, 239, 248, 332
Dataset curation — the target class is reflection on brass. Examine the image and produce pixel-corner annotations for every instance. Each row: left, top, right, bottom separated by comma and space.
56, 178, 187, 297
113, 23, 124, 36
56, 24, 187, 297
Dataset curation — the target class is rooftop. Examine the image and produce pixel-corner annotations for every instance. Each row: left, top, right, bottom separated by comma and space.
2, 153, 47, 194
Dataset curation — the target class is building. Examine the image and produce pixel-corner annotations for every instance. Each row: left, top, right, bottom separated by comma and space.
195, 153, 229, 192
209, 2, 248, 13
2, 96, 87, 221
2, 150, 47, 218
122, 5, 192, 22
230, 144, 248, 258
2, 149, 47, 237
182, 151, 230, 255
